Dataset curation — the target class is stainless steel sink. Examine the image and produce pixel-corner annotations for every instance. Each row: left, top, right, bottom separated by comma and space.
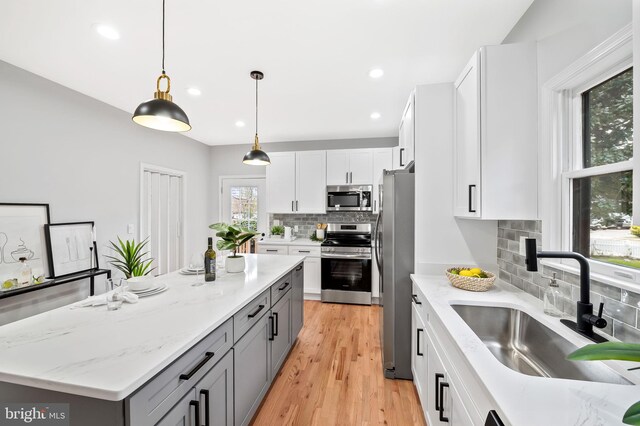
451, 304, 632, 385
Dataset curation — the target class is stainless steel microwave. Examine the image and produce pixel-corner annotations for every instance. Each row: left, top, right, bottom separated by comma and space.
326, 185, 373, 211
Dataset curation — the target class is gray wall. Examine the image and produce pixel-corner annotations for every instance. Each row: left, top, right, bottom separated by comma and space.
209, 137, 397, 224
0, 60, 211, 324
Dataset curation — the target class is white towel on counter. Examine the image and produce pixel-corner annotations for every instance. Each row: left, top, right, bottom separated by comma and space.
72, 291, 139, 308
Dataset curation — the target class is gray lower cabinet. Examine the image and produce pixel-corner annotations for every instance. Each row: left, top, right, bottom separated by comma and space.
234, 311, 271, 426
156, 389, 198, 426
195, 349, 234, 426
291, 263, 304, 339
270, 289, 292, 377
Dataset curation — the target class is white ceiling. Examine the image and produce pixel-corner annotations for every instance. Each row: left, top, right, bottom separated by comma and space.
0, 0, 533, 146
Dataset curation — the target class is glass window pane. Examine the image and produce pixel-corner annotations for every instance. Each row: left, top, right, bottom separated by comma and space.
572, 171, 637, 269
582, 68, 633, 168
230, 186, 258, 231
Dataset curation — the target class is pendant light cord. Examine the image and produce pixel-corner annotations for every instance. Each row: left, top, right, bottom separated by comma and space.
162, 0, 166, 74
255, 76, 259, 135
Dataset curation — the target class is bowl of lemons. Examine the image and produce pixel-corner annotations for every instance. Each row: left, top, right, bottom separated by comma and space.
446, 267, 496, 292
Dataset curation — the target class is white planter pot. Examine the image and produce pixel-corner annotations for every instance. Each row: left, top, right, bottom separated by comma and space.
226, 256, 245, 273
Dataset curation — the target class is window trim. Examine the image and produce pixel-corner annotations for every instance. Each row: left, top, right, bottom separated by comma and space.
541, 24, 635, 285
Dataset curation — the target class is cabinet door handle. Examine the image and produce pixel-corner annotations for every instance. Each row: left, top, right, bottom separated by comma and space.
292, 200, 295, 212
350, 172, 353, 183
296, 200, 299, 211
266, 249, 278, 252
416, 328, 424, 356
298, 250, 310, 254
411, 294, 421, 305
200, 389, 210, 426
179, 352, 215, 381
189, 400, 200, 426
346, 172, 349, 184
435, 373, 444, 410
468, 184, 476, 213
273, 312, 279, 336
269, 315, 275, 341
248, 304, 265, 318
439, 380, 450, 422
278, 281, 290, 291
400, 148, 405, 166
296, 264, 303, 271
374, 200, 377, 212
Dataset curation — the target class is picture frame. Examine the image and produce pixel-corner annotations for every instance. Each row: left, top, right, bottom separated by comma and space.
0, 203, 51, 280
44, 222, 96, 278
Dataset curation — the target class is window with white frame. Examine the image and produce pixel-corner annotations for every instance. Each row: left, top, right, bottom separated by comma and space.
543, 25, 635, 282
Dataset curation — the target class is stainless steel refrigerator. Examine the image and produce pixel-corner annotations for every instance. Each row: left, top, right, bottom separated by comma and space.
374, 169, 414, 380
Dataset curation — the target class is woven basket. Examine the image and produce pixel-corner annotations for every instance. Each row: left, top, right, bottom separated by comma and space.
446, 268, 496, 292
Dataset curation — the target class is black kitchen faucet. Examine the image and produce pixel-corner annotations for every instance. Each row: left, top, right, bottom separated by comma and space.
524, 238, 608, 343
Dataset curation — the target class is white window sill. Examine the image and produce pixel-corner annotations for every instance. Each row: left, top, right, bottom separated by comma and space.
540, 259, 640, 295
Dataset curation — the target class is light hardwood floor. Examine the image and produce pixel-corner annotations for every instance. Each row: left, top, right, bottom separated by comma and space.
251, 301, 426, 426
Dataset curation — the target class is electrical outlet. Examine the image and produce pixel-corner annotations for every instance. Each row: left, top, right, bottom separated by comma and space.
294, 225, 299, 233
127, 224, 135, 235
519, 236, 527, 255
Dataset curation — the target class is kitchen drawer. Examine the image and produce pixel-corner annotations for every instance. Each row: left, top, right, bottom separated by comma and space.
411, 282, 429, 324
233, 289, 270, 343
257, 244, 288, 255
271, 273, 292, 307
288, 246, 321, 257
126, 318, 233, 426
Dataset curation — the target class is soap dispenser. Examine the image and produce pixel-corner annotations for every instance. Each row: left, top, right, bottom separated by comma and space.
543, 273, 563, 317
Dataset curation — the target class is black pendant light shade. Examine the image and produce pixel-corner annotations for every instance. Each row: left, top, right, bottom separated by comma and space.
133, 74, 191, 132
243, 71, 270, 165
132, 0, 190, 132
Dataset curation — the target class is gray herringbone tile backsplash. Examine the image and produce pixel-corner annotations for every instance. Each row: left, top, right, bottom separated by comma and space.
498, 220, 640, 343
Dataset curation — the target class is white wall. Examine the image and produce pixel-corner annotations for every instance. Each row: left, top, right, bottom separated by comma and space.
209, 137, 397, 224
413, 84, 498, 274
0, 60, 211, 324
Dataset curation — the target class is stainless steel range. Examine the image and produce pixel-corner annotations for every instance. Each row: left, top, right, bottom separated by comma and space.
320, 223, 372, 305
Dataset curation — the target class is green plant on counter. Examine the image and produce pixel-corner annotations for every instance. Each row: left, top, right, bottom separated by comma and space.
309, 230, 322, 242
210, 223, 260, 257
568, 342, 640, 424
270, 225, 285, 236
105, 237, 155, 279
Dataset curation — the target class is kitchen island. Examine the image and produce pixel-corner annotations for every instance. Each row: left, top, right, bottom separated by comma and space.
0, 254, 304, 426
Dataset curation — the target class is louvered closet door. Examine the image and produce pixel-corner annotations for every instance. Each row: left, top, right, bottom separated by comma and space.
142, 170, 184, 275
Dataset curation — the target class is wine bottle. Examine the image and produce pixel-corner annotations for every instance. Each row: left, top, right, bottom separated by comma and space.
204, 237, 216, 282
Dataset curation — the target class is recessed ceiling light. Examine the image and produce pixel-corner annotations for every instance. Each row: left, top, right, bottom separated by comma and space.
235, 121, 246, 128
94, 24, 120, 40
371, 112, 381, 120
369, 68, 384, 79
187, 87, 202, 96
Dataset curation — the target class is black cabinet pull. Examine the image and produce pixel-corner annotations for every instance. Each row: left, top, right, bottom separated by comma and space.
299, 250, 310, 254
200, 389, 210, 426
439, 380, 450, 422
247, 304, 265, 318
269, 315, 275, 341
273, 312, 279, 336
266, 249, 278, 253
346, 172, 349, 184
292, 200, 295, 212
295, 264, 303, 271
278, 282, 290, 291
296, 200, 299, 211
411, 294, 421, 305
180, 352, 215, 381
189, 400, 200, 426
400, 148, 405, 166
468, 184, 476, 213
416, 328, 424, 356
435, 373, 444, 410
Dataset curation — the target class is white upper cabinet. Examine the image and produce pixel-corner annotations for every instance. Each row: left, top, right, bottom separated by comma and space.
326, 150, 373, 185
398, 93, 415, 168
453, 43, 537, 220
266, 151, 326, 214
372, 148, 393, 214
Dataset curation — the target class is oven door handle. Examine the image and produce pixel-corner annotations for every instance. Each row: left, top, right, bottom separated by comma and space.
321, 253, 371, 260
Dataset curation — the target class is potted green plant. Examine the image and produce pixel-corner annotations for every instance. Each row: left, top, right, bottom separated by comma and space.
270, 225, 284, 238
104, 237, 155, 290
568, 342, 640, 424
209, 223, 260, 273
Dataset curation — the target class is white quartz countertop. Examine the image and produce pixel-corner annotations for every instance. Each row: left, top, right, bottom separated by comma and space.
411, 274, 640, 426
258, 237, 321, 246
0, 254, 304, 401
